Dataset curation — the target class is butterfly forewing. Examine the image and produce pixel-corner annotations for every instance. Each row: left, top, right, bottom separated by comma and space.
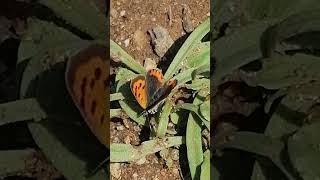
130, 75, 147, 109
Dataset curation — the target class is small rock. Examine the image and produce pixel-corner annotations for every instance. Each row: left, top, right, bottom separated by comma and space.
124, 136, 131, 144
132, 173, 138, 180
144, 58, 157, 70
148, 26, 173, 57
116, 125, 124, 131
151, 17, 156, 21
116, 2, 120, 6
120, 10, 126, 17
182, 5, 194, 33
110, 163, 121, 179
110, 8, 118, 18
135, 156, 147, 165
133, 30, 147, 50
124, 38, 130, 47
133, 125, 141, 132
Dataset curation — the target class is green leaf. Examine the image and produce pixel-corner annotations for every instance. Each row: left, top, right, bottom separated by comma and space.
217, 132, 295, 180
110, 109, 122, 118
164, 18, 209, 80
178, 103, 209, 130
110, 136, 184, 162
39, 0, 107, 40
243, 0, 320, 21
200, 99, 210, 121
288, 121, 320, 179
200, 150, 210, 180
186, 95, 204, 179
213, 21, 275, 85
251, 53, 320, 89
0, 98, 46, 126
0, 149, 34, 177
156, 100, 173, 138
18, 18, 82, 64
110, 40, 145, 74
110, 93, 124, 102
29, 122, 108, 180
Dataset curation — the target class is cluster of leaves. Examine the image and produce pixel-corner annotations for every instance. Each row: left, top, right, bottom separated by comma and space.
212, 0, 320, 180
110, 18, 210, 179
0, 0, 108, 180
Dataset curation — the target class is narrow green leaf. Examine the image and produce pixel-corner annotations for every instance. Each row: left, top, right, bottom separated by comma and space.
200, 150, 210, 180
110, 136, 185, 162
156, 100, 172, 138
186, 96, 204, 179
110, 93, 124, 101
0, 149, 34, 177
0, 98, 46, 126
164, 18, 209, 80
110, 40, 145, 74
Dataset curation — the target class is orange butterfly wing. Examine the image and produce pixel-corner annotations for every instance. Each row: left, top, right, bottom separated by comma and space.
130, 75, 147, 109
65, 44, 109, 148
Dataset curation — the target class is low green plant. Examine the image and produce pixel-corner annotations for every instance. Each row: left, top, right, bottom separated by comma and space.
213, 0, 320, 179
0, 1, 108, 180
110, 18, 210, 179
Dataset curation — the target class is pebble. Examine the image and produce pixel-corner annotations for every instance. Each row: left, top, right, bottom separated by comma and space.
110, 163, 121, 178
133, 30, 147, 50
124, 136, 131, 144
132, 173, 138, 180
116, 125, 124, 131
148, 26, 173, 57
124, 38, 130, 47
120, 10, 126, 17
110, 8, 118, 18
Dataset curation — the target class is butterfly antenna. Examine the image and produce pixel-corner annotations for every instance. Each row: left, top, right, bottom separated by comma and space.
87, 156, 110, 177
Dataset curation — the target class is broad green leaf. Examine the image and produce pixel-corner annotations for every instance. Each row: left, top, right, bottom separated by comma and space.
288, 122, 320, 179
18, 18, 82, 64
217, 132, 295, 180
213, 21, 274, 85
39, 0, 107, 40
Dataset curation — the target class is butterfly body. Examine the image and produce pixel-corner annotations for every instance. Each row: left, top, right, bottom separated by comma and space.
130, 68, 177, 115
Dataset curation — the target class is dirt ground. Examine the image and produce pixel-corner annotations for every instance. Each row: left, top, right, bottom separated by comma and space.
110, 0, 209, 179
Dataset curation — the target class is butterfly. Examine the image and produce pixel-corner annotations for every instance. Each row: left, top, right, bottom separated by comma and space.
65, 43, 109, 148
130, 68, 177, 115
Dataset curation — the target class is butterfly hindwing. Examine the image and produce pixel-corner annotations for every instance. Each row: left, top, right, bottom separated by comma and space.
146, 69, 165, 107
147, 78, 177, 111
130, 75, 147, 109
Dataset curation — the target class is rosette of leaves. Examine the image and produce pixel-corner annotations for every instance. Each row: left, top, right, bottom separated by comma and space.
110, 19, 210, 179
213, 0, 320, 180
0, 1, 108, 180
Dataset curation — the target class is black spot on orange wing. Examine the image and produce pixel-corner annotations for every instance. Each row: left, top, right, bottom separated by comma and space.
91, 100, 97, 114
100, 114, 105, 125
80, 97, 85, 108
95, 67, 101, 80
90, 79, 95, 88
81, 77, 87, 94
